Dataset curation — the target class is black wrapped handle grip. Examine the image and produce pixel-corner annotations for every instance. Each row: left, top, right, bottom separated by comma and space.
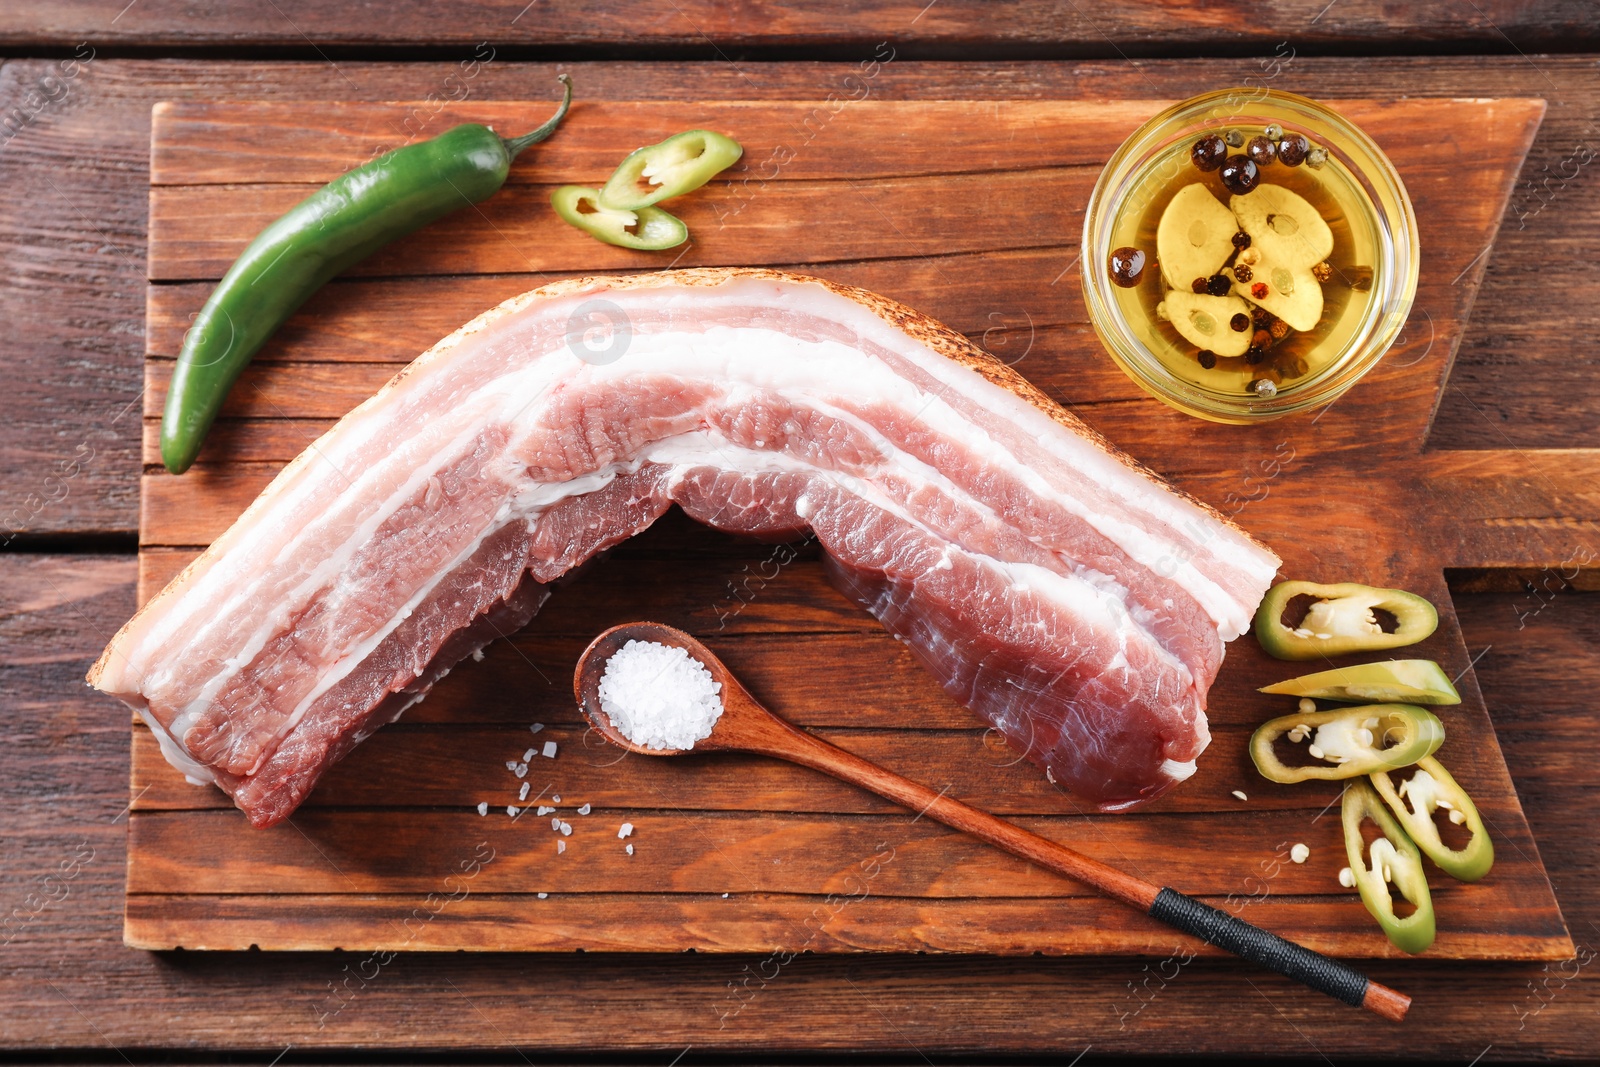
1150, 887, 1398, 1015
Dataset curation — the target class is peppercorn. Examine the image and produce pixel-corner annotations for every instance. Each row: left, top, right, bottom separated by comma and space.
1192, 277, 1208, 294
1252, 329, 1273, 350
1219, 155, 1260, 195
1108, 246, 1147, 287
1231, 231, 1251, 250
1251, 306, 1269, 326
1270, 319, 1290, 340
1245, 345, 1267, 365
1311, 261, 1333, 283
1190, 134, 1227, 172
1277, 132, 1310, 166
1205, 274, 1232, 297
1306, 146, 1328, 169
1230, 313, 1250, 332
1197, 349, 1217, 369
1233, 263, 1254, 284
1246, 136, 1277, 166
1224, 129, 1244, 148
1251, 281, 1269, 300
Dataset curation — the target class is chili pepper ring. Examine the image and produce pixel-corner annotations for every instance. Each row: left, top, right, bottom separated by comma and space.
160, 76, 573, 474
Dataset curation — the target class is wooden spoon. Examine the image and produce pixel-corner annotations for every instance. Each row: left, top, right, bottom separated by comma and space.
574, 621, 1411, 1022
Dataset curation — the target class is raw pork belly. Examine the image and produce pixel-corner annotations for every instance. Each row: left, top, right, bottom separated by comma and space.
90, 268, 1279, 826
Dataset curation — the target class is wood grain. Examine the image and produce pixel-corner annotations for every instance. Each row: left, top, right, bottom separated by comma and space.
116, 93, 1578, 966
4, 553, 1598, 1054
7, 58, 1600, 539
6, 1, 1597, 57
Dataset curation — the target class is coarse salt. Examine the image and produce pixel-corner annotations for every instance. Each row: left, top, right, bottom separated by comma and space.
578, 803, 591, 815
618, 822, 634, 839
598, 639, 724, 750
476, 802, 488, 816
530, 723, 545, 734
518, 782, 530, 802
537, 805, 555, 816
542, 741, 558, 759
559, 821, 572, 837
537, 892, 549, 899
506, 805, 519, 817
626, 843, 634, 856
523, 748, 536, 762
557, 840, 566, 855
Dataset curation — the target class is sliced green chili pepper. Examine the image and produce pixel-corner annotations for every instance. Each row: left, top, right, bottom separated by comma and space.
1250, 704, 1444, 784
597, 129, 743, 210
1371, 756, 1494, 882
551, 185, 689, 250
1254, 580, 1439, 660
161, 77, 573, 475
1260, 659, 1461, 705
1342, 779, 1435, 953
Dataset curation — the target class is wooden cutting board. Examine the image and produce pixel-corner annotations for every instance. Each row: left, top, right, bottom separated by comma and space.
127, 95, 1577, 961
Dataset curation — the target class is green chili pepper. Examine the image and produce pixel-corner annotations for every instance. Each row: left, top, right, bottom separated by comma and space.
597, 129, 743, 210
1370, 756, 1494, 882
1259, 659, 1461, 705
1254, 580, 1439, 660
1341, 779, 1436, 954
1250, 704, 1444, 784
550, 185, 689, 250
159, 76, 573, 475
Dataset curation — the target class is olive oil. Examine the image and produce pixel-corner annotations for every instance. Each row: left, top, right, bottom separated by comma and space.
1105, 124, 1381, 397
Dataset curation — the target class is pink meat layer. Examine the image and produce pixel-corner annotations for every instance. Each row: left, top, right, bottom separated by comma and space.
90, 269, 1280, 825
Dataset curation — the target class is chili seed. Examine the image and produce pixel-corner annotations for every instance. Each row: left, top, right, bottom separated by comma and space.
1205, 274, 1232, 297
1230, 313, 1250, 332
1277, 133, 1310, 166
1224, 129, 1245, 148
1270, 319, 1290, 340
1233, 263, 1254, 283
1190, 134, 1227, 172
1232, 230, 1252, 250
1108, 246, 1147, 287
1197, 350, 1218, 369
1311, 261, 1333, 283
1246, 136, 1277, 166
1251, 281, 1270, 300
1191, 277, 1208, 294
1264, 123, 1284, 140
1219, 155, 1260, 195
1306, 146, 1328, 169
1349, 266, 1374, 291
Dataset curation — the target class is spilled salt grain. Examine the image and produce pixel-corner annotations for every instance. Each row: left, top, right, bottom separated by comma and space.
542, 741, 558, 759
512, 762, 528, 778
537, 892, 548, 899
506, 805, 519, 817
552, 795, 561, 803
476, 802, 488, 816
529, 723, 545, 734
722, 893, 729, 899
504, 760, 518, 772
559, 821, 572, 837
523, 748, 536, 762
626, 844, 634, 856
537, 805, 555, 816
518, 782, 530, 802
598, 639, 724, 751
618, 822, 634, 839
557, 840, 566, 855
471, 649, 485, 662
578, 803, 591, 815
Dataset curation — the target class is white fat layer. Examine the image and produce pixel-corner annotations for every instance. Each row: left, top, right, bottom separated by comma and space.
138, 706, 214, 787
129, 286, 1260, 776
1160, 758, 1198, 782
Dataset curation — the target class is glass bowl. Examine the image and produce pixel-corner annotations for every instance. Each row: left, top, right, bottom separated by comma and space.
1081, 88, 1419, 423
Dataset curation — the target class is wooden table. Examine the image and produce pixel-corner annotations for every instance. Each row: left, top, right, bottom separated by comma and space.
4, 6, 1600, 1059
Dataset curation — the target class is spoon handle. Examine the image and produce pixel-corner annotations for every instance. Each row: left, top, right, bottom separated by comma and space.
746, 716, 1409, 1022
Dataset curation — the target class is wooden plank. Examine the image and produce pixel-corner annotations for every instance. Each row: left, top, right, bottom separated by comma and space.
8, 56, 1600, 537
150, 99, 1157, 186
121, 891, 1573, 960
6, 1, 1596, 56
5, 551, 1598, 1054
